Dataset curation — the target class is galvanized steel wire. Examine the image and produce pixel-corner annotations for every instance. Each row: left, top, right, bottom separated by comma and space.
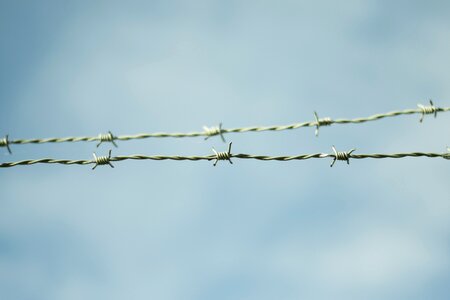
3, 102, 449, 149
1, 102, 449, 169
1, 148, 449, 169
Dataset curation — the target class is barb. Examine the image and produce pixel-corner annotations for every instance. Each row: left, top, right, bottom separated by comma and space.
329, 146, 356, 167
5, 103, 449, 147
204, 123, 226, 142
212, 142, 233, 166
97, 131, 118, 148
0, 135, 12, 154
1, 148, 449, 168
314, 111, 333, 136
418, 100, 442, 123
92, 150, 114, 170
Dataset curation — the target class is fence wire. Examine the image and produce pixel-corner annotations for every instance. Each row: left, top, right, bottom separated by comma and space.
1, 144, 449, 169
2, 102, 449, 152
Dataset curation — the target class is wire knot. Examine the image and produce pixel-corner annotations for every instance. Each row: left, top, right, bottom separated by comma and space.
92, 150, 114, 170
0, 135, 12, 154
212, 142, 233, 166
418, 100, 442, 123
203, 123, 226, 142
314, 111, 333, 136
97, 131, 118, 147
445, 147, 450, 160
330, 146, 355, 167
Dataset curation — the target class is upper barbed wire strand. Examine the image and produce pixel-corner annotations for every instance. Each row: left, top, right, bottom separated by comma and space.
6, 105, 450, 146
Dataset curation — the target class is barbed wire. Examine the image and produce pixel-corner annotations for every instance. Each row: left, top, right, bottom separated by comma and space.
1, 101, 448, 153
1, 143, 449, 169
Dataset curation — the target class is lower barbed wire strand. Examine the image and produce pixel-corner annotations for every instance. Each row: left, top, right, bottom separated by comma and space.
351, 153, 446, 159
233, 153, 324, 160
111, 155, 214, 162
2, 151, 449, 168
7, 105, 449, 145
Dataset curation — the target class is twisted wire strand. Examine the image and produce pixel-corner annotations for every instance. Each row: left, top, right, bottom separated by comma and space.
350, 153, 447, 159
6, 105, 450, 146
1, 151, 448, 168
0, 158, 92, 168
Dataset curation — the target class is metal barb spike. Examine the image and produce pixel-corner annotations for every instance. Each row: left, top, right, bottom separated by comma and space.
212, 142, 233, 166
204, 123, 226, 142
313, 111, 332, 137
92, 149, 114, 170
0, 134, 12, 154
445, 147, 450, 160
97, 131, 118, 147
418, 100, 438, 123
330, 146, 355, 167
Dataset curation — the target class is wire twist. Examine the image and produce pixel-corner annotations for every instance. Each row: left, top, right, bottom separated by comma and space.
314, 111, 333, 136
97, 131, 118, 147
212, 142, 233, 166
203, 123, 226, 142
92, 150, 114, 170
418, 100, 442, 123
445, 147, 450, 160
1, 147, 450, 168
5, 104, 450, 147
330, 146, 355, 167
0, 135, 12, 154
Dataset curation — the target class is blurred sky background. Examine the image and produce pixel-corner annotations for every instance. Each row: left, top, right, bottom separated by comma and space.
1, 0, 450, 299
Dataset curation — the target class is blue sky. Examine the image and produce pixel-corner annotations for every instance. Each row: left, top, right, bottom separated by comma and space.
1, 1, 450, 299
